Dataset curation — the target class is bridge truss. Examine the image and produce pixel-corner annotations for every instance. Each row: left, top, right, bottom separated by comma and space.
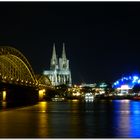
0, 46, 51, 88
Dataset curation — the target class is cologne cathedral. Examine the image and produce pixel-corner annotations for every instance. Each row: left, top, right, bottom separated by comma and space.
43, 43, 72, 86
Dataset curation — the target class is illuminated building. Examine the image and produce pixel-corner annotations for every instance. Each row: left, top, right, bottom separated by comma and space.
113, 75, 140, 89
113, 74, 140, 94
43, 43, 72, 86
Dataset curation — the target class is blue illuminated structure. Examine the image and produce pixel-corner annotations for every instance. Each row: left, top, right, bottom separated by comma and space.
113, 74, 140, 89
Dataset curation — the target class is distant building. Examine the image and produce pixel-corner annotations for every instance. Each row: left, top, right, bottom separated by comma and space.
113, 75, 140, 89
43, 43, 72, 86
113, 75, 140, 94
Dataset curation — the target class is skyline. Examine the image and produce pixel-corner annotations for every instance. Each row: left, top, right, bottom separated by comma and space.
0, 2, 140, 84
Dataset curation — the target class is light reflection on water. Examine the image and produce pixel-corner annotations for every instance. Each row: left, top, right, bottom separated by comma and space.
0, 100, 140, 138
129, 101, 140, 138
112, 100, 140, 138
1, 101, 7, 109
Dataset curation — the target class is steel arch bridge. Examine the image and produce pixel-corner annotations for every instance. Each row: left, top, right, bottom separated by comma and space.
0, 46, 51, 88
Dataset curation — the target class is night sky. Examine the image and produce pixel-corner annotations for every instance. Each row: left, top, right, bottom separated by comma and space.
0, 2, 140, 84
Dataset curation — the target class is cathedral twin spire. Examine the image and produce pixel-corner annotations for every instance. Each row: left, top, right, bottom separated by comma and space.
43, 43, 72, 86
50, 43, 68, 70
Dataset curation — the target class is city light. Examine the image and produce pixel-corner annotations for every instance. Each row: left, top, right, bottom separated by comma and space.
119, 85, 131, 90
2, 90, 6, 101
38, 89, 46, 101
99, 83, 107, 88
72, 92, 80, 96
113, 74, 140, 89
85, 93, 94, 102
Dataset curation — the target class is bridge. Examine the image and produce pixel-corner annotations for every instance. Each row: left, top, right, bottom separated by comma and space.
0, 46, 52, 103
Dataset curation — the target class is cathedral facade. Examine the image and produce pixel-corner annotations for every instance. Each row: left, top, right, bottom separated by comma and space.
43, 43, 72, 87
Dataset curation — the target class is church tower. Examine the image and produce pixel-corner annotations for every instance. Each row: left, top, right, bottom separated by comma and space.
43, 43, 72, 86
59, 43, 69, 70
50, 43, 58, 70
62, 43, 66, 59
58, 43, 72, 86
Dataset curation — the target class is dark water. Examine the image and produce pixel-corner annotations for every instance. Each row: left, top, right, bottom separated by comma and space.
0, 99, 140, 138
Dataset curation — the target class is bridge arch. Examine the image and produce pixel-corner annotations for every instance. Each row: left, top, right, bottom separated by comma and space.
36, 74, 52, 88
0, 46, 38, 86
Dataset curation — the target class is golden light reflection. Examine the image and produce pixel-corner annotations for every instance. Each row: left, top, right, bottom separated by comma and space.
38, 101, 48, 113
37, 101, 49, 137
2, 101, 7, 109
72, 99, 79, 102
2, 90, 6, 101
38, 89, 46, 101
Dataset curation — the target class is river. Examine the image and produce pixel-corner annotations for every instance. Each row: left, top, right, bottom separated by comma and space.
0, 99, 140, 138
